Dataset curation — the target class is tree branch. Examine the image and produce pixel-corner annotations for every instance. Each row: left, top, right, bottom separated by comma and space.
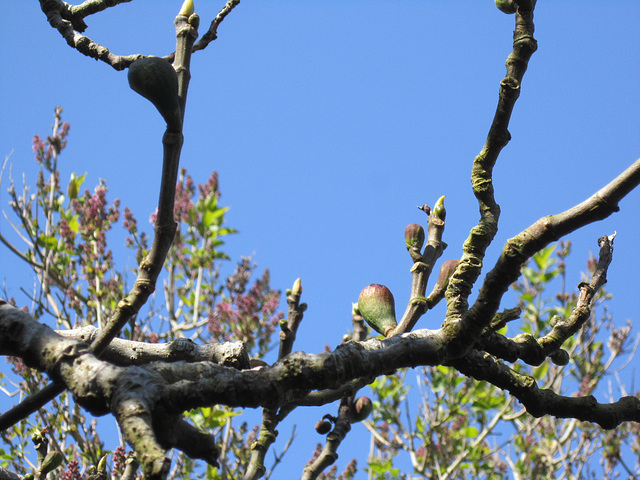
462, 158, 640, 343
444, 7, 538, 337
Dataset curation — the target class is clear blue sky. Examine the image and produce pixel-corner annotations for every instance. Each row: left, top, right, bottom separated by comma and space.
1, 1, 639, 476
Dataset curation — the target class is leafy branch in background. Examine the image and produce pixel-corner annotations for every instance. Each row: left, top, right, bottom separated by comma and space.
1, 1, 640, 480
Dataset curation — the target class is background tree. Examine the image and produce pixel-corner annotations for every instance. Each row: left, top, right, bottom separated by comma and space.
1, 0, 640, 480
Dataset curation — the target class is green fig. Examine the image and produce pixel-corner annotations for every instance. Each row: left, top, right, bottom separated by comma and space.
357, 284, 397, 337
404, 223, 425, 251
495, 0, 517, 14
128, 56, 181, 129
550, 349, 570, 366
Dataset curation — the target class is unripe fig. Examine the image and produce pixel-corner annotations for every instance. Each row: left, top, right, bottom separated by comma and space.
495, 0, 517, 14
550, 349, 570, 366
435, 259, 459, 290
351, 396, 373, 422
128, 56, 181, 129
357, 284, 397, 337
315, 420, 332, 435
404, 223, 425, 251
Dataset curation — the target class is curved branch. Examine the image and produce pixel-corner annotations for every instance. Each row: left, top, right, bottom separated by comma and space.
465, 158, 640, 338
444, 7, 538, 332
453, 349, 639, 430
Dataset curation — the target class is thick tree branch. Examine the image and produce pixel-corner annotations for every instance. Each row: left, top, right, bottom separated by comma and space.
444, 7, 538, 338
394, 206, 446, 334
58, 325, 250, 368
454, 349, 639, 430
0, 6, 199, 434
462, 158, 640, 343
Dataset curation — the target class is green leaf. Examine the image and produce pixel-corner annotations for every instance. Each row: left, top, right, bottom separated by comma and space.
533, 243, 557, 270
68, 215, 80, 234
464, 426, 479, 438
37, 233, 58, 249
532, 361, 549, 380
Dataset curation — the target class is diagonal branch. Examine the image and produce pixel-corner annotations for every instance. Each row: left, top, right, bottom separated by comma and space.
444, 7, 538, 333
0, 7, 199, 432
463, 158, 640, 341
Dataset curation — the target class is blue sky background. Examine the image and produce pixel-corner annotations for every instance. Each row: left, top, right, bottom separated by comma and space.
1, 1, 639, 477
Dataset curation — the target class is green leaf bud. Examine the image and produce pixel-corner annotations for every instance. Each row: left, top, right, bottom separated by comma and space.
433, 195, 446, 221
41, 451, 64, 475
495, 0, 517, 14
179, 0, 194, 17
128, 57, 181, 129
97, 454, 108, 472
351, 396, 373, 422
404, 223, 425, 251
67, 172, 79, 200
357, 284, 397, 337
292, 277, 302, 295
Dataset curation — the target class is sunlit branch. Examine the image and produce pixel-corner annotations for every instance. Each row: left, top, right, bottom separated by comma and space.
444, 7, 538, 335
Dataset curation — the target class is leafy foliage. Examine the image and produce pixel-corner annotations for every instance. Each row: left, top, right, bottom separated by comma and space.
1, 110, 283, 479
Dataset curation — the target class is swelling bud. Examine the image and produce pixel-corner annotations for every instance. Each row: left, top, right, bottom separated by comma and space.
351, 396, 373, 422
404, 223, 425, 251
358, 284, 397, 337
495, 0, 517, 14
435, 259, 459, 290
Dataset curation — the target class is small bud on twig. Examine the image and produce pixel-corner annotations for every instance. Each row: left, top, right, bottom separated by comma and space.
351, 397, 373, 422
404, 223, 425, 252
433, 195, 446, 221
179, 0, 194, 17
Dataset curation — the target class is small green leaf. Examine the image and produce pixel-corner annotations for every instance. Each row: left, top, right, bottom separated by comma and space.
464, 426, 479, 438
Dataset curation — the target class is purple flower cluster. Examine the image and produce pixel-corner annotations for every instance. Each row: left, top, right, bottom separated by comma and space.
61, 459, 83, 480
208, 263, 283, 357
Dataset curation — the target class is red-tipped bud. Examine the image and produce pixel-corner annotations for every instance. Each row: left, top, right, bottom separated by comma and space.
351, 397, 373, 423
404, 223, 425, 251
315, 420, 332, 435
435, 259, 459, 289
358, 284, 397, 337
